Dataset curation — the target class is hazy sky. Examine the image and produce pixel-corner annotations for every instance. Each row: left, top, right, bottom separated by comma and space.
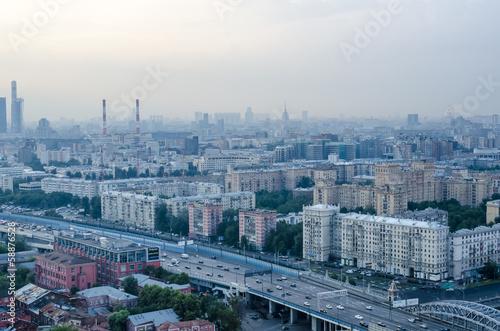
1, 0, 499, 123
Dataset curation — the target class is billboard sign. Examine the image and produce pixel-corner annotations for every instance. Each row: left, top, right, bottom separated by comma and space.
147, 247, 159, 261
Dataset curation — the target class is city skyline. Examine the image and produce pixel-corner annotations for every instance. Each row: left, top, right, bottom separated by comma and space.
1, 1, 499, 123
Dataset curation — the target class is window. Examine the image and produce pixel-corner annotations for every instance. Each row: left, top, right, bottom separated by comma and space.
71, 268, 75, 274
121, 265, 126, 271
72, 276, 75, 281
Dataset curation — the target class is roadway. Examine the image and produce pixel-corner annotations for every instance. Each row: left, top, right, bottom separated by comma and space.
0, 214, 464, 330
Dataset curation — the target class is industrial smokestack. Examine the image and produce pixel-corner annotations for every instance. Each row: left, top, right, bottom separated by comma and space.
102, 99, 107, 136
136, 99, 140, 134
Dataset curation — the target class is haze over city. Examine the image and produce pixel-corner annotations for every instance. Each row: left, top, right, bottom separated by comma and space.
1, 0, 500, 123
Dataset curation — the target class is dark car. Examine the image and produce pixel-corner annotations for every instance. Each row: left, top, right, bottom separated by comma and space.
218, 274, 223, 278
249, 316, 259, 320
224, 267, 230, 271
234, 266, 240, 270
360, 321, 368, 327
185, 266, 190, 269
305, 295, 311, 299
206, 273, 212, 276
377, 322, 386, 327
286, 292, 292, 296
211, 256, 217, 259
267, 288, 273, 292
217, 265, 223, 268
198, 260, 204, 264
290, 283, 297, 287
196, 266, 202, 270
320, 309, 327, 313
256, 280, 262, 284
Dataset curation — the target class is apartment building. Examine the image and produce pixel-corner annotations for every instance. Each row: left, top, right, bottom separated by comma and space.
313, 181, 338, 206
239, 209, 277, 250
146, 181, 222, 198
196, 154, 257, 172
37, 146, 71, 165
188, 203, 223, 240
98, 178, 173, 194
166, 191, 255, 216
435, 177, 492, 207
225, 167, 313, 192
274, 145, 294, 163
35, 252, 97, 292
303, 205, 342, 261
448, 224, 500, 281
341, 213, 449, 280
486, 199, 500, 224
0, 175, 13, 192
41, 178, 99, 200
53, 232, 161, 287
101, 191, 162, 228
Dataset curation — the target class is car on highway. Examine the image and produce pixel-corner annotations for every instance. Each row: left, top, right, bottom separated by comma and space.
281, 276, 287, 280
320, 309, 326, 313
211, 256, 217, 259
168, 264, 174, 267
256, 280, 262, 284
196, 266, 202, 270
446, 288, 454, 291
276, 285, 283, 290
419, 325, 428, 329
160, 259, 166, 262
365, 306, 373, 310
286, 292, 292, 296
305, 295, 311, 299
326, 305, 333, 309
408, 318, 415, 323
234, 266, 239, 270
206, 273, 212, 277
224, 267, 230, 271
355, 315, 363, 320
360, 321, 368, 327
335, 305, 343, 310
217, 265, 223, 268
267, 288, 273, 292
304, 302, 311, 306
377, 322, 386, 327
290, 283, 296, 287
249, 315, 259, 320
276, 278, 282, 281
217, 274, 223, 278
198, 260, 204, 264
185, 266, 190, 269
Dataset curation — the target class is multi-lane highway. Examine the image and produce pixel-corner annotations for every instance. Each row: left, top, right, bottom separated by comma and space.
1, 215, 464, 330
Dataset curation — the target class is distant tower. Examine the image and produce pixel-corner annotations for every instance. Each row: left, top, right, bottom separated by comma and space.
0, 97, 6, 133
102, 99, 107, 136
135, 99, 140, 134
245, 107, 253, 124
282, 102, 289, 125
302, 110, 308, 122
388, 280, 399, 302
10, 81, 24, 134
407, 114, 418, 126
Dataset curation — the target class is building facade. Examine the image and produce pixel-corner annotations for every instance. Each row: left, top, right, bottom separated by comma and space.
101, 191, 162, 227
303, 205, 341, 262
239, 209, 277, 250
53, 232, 160, 287
188, 203, 223, 239
35, 252, 97, 292
41, 178, 98, 200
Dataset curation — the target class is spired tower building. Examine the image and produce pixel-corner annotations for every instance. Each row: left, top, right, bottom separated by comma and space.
282, 102, 289, 128
11, 81, 24, 134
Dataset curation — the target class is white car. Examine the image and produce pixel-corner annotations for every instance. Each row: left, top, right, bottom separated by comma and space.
276, 285, 283, 290
365, 306, 373, 310
335, 305, 343, 310
355, 315, 363, 320
326, 305, 333, 309
304, 302, 311, 306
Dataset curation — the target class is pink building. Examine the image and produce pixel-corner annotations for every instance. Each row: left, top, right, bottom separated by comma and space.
239, 209, 277, 250
77, 286, 138, 311
35, 252, 97, 292
188, 203, 223, 240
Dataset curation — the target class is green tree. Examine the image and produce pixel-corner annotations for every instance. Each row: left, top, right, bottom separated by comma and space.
90, 196, 101, 219
480, 261, 499, 280
92, 282, 101, 287
70, 285, 79, 295
296, 176, 315, 188
52, 324, 79, 331
45, 209, 63, 218
108, 309, 130, 331
121, 275, 138, 296
172, 293, 201, 321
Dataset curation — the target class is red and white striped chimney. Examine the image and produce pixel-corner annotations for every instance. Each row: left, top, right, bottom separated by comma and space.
135, 99, 140, 134
102, 99, 107, 136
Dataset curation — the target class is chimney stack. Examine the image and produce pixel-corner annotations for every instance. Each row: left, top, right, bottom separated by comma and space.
136, 99, 140, 134
102, 99, 107, 136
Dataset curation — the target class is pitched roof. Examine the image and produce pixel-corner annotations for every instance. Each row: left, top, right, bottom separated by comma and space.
15, 283, 50, 306
127, 308, 179, 327
77, 286, 138, 301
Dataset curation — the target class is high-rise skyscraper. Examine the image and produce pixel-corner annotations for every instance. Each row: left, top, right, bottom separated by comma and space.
245, 107, 253, 124
302, 110, 308, 122
11, 81, 24, 134
0, 97, 6, 133
282, 102, 289, 126
407, 113, 418, 126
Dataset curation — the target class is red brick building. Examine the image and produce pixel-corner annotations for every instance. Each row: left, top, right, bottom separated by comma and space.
188, 203, 223, 240
239, 209, 277, 250
53, 232, 161, 287
35, 252, 97, 292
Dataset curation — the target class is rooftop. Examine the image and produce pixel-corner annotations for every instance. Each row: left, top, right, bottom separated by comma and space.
127, 308, 179, 327
37, 252, 95, 266
77, 286, 138, 301
342, 213, 449, 230
15, 283, 50, 306
304, 204, 340, 212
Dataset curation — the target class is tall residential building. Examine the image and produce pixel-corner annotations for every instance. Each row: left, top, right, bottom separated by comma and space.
0, 97, 6, 133
486, 199, 500, 224
302, 110, 308, 122
0, 175, 13, 192
11, 81, 24, 134
245, 107, 253, 124
188, 203, 223, 240
274, 145, 294, 163
407, 113, 419, 126
41, 178, 98, 200
303, 205, 341, 261
101, 191, 162, 227
239, 209, 277, 250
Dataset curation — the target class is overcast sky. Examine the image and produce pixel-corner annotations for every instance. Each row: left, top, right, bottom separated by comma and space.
1, 0, 499, 123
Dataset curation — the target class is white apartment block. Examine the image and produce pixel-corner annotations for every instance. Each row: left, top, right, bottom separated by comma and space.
98, 178, 173, 194
303, 205, 342, 262
341, 214, 449, 281
0, 175, 13, 192
0, 167, 25, 177
448, 225, 500, 282
196, 154, 257, 172
41, 178, 98, 199
101, 191, 162, 228
146, 182, 222, 198
166, 192, 255, 216
37, 147, 71, 165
